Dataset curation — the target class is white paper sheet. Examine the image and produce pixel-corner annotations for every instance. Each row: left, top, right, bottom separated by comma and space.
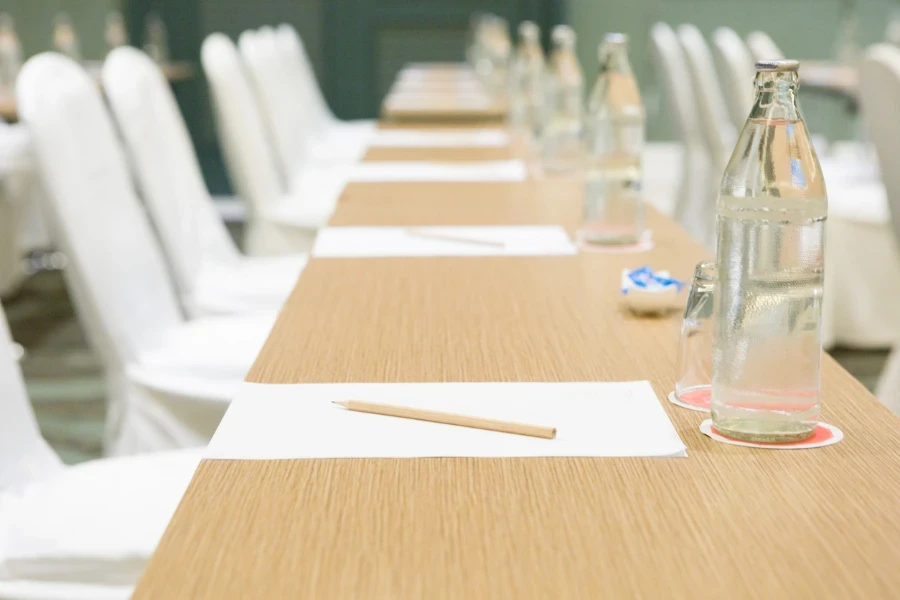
311, 225, 577, 258
369, 129, 509, 148
205, 381, 687, 459
348, 160, 526, 182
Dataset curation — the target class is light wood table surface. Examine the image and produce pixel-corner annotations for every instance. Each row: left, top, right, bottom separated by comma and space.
134, 132, 900, 597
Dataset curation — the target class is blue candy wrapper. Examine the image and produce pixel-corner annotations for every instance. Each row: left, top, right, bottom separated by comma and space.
621, 266, 685, 295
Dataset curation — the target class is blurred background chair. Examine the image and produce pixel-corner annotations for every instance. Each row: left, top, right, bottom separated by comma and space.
18, 52, 274, 454
711, 27, 755, 131
102, 46, 306, 317
201, 33, 342, 256
0, 303, 203, 599
859, 44, 900, 412
676, 24, 736, 248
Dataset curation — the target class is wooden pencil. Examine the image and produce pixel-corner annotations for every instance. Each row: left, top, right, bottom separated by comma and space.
404, 228, 506, 248
332, 400, 556, 439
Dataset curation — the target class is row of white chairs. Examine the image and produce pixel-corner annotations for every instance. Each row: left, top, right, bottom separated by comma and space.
204, 26, 376, 256
650, 23, 900, 357
0, 24, 367, 599
10, 25, 357, 458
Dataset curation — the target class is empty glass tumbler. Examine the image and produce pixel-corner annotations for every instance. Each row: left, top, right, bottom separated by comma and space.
711, 60, 826, 443
582, 34, 645, 245
675, 262, 714, 410
540, 25, 584, 171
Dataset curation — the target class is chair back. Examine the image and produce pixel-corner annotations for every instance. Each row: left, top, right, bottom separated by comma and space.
0, 305, 63, 490
275, 23, 335, 129
712, 27, 756, 130
17, 53, 184, 366
860, 44, 900, 247
200, 33, 285, 218
103, 46, 240, 303
238, 28, 307, 179
677, 24, 736, 166
746, 31, 785, 62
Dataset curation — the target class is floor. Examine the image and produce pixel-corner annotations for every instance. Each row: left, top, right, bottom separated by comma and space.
2, 268, 891, 465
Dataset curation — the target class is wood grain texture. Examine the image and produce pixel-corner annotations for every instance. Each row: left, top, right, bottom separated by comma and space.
133, 68, 900, 599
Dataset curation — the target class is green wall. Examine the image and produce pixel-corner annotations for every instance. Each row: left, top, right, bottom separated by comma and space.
0, 0, 119, 60
569, 0, 895, 140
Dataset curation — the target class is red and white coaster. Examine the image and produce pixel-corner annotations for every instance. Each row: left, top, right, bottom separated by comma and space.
699, 419, 843, 449
668, 389, 710, 413
576, 230, 654, 254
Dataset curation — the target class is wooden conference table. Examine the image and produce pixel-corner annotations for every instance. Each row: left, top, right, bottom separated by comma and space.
134, 71, 900, 599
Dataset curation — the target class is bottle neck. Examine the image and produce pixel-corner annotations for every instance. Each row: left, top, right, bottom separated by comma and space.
749, 71, 800, 121
600, 45, 632, 76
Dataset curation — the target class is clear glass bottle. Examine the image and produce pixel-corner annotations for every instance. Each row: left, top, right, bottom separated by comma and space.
711, 60, 826, 443
508, 21, 545, 135
582, 34, 645, 245
675, 262, 715, 410
540, 25, 584, 172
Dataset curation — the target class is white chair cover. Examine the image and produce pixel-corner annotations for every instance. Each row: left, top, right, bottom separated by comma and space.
201, 33, 322, 255
677, 24, 737, 248
102, 47, 239, 295
649, 23, 711, 245
711, 27, 755, 131
17, 53, 272, 454
0, 303, 205, 598
745, 31, 785, 62
239, 29, 310, 180
859, 44, 900, 412
102, 47, 305, 317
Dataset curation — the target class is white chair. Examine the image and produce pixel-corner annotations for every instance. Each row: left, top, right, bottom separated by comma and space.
858, 44, 900, 412
676, 24, 738, 248
274, 24, 376, 144
0, 304, 204, 600
649, 23, 711, 245
201, 33, 343, 256
745, 31, 785, 62
711, 27, 755, 131
239, 28, 364, 183
102, 46, 306, 317
17, 52, 274, 454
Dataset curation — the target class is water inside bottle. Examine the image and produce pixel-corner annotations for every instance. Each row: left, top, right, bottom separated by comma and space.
712, 122, 825, 442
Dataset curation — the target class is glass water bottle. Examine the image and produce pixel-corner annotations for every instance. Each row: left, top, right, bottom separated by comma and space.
508, 21, 545, 135
582, 34, 645, 245
711, 60, 827, 443
540, 25, 584, 172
